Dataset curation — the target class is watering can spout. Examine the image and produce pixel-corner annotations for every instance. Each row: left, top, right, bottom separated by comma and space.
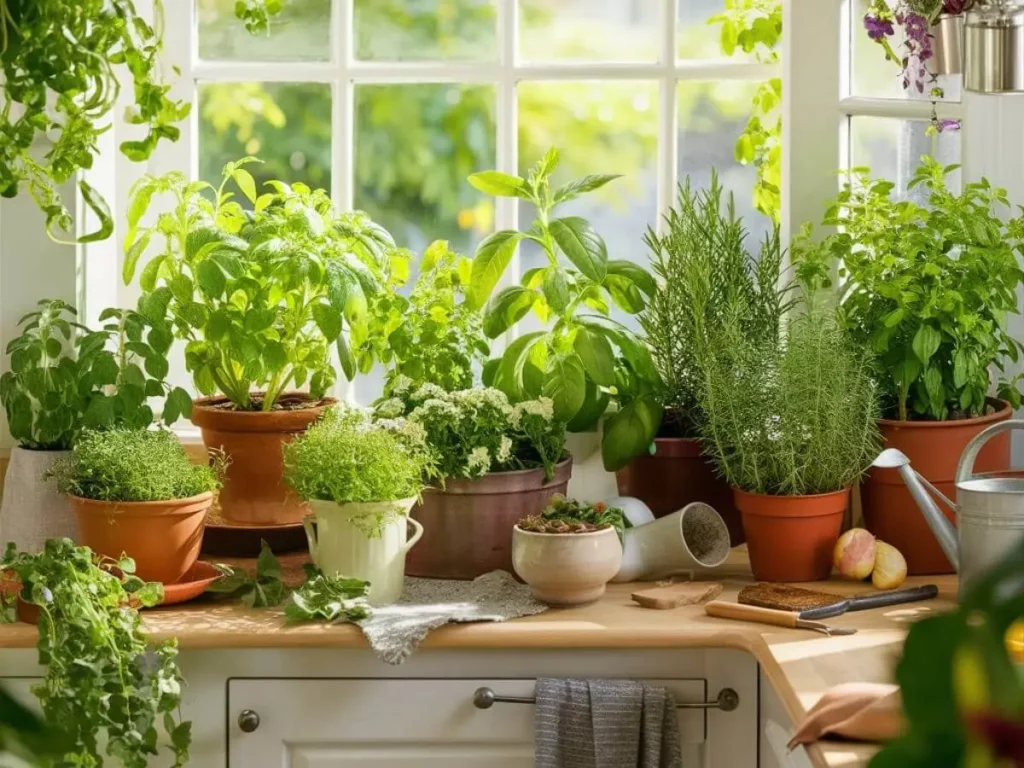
871, 449, 960, 570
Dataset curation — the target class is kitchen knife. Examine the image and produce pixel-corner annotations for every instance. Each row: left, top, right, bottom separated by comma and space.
798, 584, 939, 621
704, 601, 858, 637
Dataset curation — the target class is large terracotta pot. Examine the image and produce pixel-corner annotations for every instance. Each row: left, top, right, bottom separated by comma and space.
616, 437, 744, 545
734, 487, 849, 582
191, 393, 335, 526
70, 492, 213, 584
862, 399, 1012, 576
406, 457, 572, 579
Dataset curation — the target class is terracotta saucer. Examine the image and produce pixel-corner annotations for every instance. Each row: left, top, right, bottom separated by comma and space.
159, 561, 222, 607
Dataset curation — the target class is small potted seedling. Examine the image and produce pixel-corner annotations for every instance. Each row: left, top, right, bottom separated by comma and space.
512, 496, 625, 607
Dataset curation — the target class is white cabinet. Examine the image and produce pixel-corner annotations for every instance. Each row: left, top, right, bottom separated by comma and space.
228, 678, 710, 768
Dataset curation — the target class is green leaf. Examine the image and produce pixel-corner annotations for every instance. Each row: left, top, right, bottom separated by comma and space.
78, 180, 115, 244
493, 332, 545, 400
467, 171, 529, 198
602, 396, 661, 471
233, 168, 258, 203
542, 267, 570, 313
138, 254, 167, 293
312, 302, 342, 340
482, 287, 537, 339
604, 274, 646, 314
336, 334, 356, 380
196, 260, 226, 299
552, 174, 621, 205
542, 355, 587, 422
566, 377, 611, 432
549, 217, 608, 282
573, 326, 615, 386
912, 323, 942, 364
606, 260, 657, 297
469, 230, 522, 308
123, 232, 152, 285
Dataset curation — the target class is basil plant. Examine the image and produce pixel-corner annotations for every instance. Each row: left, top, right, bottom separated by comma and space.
467, 148, 662, 471
123, 158, 402, 412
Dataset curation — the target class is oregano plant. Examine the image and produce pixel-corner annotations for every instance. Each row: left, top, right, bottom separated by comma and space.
466, 148, 662, 471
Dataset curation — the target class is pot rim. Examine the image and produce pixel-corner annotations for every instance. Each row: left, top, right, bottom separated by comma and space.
68, 491, 214, 509
731, 486, 850, 502
308, 496, 418, 510
878, 398, 1011, 429
191, 392, 337, 432
428, 456, 573, 495
513, 524, 619, 539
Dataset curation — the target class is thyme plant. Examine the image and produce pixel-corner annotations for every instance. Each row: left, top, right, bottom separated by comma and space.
640, 176, 790, 438
699, 306, 881, 496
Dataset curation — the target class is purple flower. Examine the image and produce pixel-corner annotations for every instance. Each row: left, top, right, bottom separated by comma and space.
936, 118, 961, 132
864, 13, 895, 41
902, 13, 929, 41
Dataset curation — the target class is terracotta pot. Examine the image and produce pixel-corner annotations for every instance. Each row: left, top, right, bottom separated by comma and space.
616, 437, 744, 545
734, 487, 849, 582
862, 399, 1012, 575
406, 457, 572, 579
512, 526, 622, 606
70, 492, 213, 584
191, 393, 335, 526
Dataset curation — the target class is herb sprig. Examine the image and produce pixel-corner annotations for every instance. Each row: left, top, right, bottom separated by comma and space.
285, 572, 371, 624
208, 541, 289, 608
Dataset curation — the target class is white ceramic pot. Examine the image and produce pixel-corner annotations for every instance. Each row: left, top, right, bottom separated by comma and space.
0, 447, 76, 553
512, 525, 623, 606
613, 501, 731, 582
603, 495, 656, 527
303, 498, 423, 606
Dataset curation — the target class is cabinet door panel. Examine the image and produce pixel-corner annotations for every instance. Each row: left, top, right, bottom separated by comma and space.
229, 678, 708, 768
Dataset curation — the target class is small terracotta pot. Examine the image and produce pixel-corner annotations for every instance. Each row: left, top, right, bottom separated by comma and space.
407, 458, 572, 580
862, 399, 1011, 575
70, 492, 213, 584
616, 436, 744, 545
191, 393, 335, 526
734, 487, 849, 582
512, 526, 623, 606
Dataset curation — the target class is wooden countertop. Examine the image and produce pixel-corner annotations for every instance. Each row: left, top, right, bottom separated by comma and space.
0, 548, 955, 768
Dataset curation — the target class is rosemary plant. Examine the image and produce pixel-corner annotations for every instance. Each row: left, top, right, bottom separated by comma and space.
640, 174, 791, 437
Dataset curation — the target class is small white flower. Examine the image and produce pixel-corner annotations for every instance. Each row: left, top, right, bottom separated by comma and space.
411, 383, 446, 403
497, 435, 513, 463
375, 397, 405, 419
389, 375, 414, 397
467, 446, 491, 475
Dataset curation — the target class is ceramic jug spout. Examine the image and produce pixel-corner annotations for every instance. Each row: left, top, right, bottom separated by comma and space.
872, 450, 960, 570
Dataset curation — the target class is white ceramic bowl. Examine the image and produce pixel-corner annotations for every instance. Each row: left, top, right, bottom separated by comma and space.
512, 526, 623, 607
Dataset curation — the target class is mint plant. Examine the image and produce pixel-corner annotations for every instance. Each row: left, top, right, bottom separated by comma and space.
465, 148, 662, 471
0, 300, 184, 450
793, 157, 1024, 421
0, 539, 190, 767
123, 158, 403, 411
208, 541, 289, 608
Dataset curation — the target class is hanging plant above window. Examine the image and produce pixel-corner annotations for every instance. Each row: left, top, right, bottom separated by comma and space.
0, 0, 280, 245
863, 0, 973, 133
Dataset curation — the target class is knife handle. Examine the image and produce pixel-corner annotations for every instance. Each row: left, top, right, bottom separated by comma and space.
705, 601, 799, 628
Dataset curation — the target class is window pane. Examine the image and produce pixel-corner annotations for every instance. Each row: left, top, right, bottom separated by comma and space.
354, 0, 496, 61
677, 80, 774, 245
679, 0, 753, 60
198, 82, 332, 193
518, 81, 658, 331
849, 117, 961, 199
197, 0, 331, 62
519, 0, 660, 62
850, 3, 960, 100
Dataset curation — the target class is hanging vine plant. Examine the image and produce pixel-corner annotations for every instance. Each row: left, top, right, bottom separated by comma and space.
708, 0, 782, 223
0, 1, 280, 244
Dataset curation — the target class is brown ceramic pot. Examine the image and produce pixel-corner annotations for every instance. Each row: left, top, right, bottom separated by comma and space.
70, 492, 213, 584
862, 399, 1012, 576
191, 393, 335, 526
616, 437, 744, 545
406, 457, 572, 580
734, 487, 849, 582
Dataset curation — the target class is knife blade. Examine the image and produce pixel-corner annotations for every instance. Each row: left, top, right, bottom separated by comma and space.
798, 584, 939, 621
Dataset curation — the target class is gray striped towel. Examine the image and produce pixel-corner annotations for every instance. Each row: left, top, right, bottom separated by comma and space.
534, 678, 683, 768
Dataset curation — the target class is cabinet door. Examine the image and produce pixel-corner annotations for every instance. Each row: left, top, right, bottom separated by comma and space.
229, 678, 709, 768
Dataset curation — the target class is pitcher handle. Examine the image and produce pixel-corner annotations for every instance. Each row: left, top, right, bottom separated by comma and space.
403, 517, 424, 554
302, 514, 319, 567
956, 419, 1024, 484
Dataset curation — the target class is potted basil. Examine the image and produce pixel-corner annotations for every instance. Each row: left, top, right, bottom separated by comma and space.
283, 405, 434, 605
627, 175, 791, 543
123, 158, 402, 526
0, 301, 186, 553
698, 306, 881, 582
49, 429, 223, 584
793, 157, 1024, 574
465, 148, 662, 475
376, 383, 568, 579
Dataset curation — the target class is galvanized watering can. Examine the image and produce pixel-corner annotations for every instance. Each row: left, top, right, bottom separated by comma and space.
872, 420, 1024, 590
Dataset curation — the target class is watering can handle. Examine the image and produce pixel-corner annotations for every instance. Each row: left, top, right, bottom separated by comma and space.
956, 419, 1024, 484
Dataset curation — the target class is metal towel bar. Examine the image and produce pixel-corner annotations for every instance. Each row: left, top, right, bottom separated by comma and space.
472, 686, 739, 712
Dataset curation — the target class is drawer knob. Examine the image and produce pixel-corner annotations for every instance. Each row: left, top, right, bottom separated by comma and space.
238, 709, 260, 733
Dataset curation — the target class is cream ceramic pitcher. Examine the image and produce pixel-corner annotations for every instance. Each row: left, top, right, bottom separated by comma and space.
304, 498, 423, 606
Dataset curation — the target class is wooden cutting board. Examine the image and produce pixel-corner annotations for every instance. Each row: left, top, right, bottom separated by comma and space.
738, 583, 842, 612
631, 583, 723, 609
